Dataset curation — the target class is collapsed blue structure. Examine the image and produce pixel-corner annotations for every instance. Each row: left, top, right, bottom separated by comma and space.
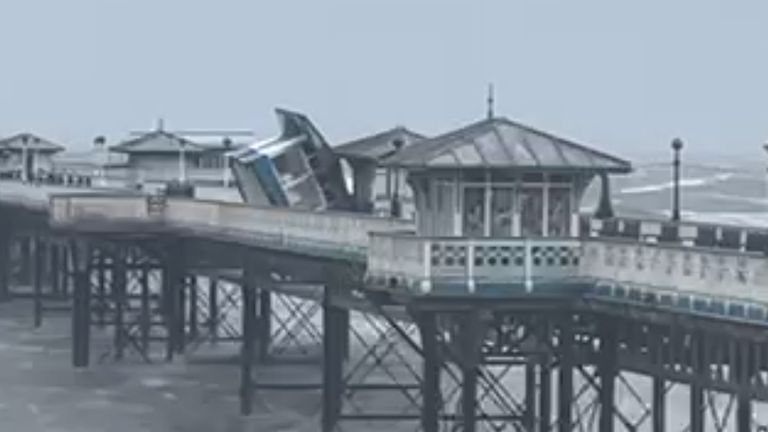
228, 109, 353, 211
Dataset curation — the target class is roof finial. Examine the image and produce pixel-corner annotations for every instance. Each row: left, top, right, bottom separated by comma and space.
486, 83, 495, 120
156, 117, 165, 131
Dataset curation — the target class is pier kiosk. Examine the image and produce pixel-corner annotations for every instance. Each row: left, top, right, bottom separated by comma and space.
366, 115, 631, 296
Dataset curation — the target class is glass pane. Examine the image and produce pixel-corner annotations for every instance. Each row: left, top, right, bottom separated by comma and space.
491, 187, 514, 237
520, 187, 543, 236
435, 182, 455, 236
548, 187, 572, 237
463, 187, 486, 237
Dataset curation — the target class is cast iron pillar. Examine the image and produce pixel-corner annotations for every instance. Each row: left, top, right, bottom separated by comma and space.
71, 241, 91, 368
689, 333, 704, 432
418, 310, 441, 432
0, 222, 10, 302
112, 249, 127, 361
558, 321, 574, 432
49, 243, 60, 298
240, 267, 257, 416
598, 321, 617, 432
139, 261, 151, 353
652, 377, 666, 432
736, 340, 752, 432
459, 311, 481, 432
32, 235, 43, 328
162, 246, 183, 362
208, 277, 219, 344
524, 360, 537, 431
258, 287, 272, 363
539, 321, 553, 432
322, 286, 347, 432
188, 275, 199, 342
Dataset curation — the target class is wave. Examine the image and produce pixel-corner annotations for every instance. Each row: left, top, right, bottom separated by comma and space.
619, 172, 734, 195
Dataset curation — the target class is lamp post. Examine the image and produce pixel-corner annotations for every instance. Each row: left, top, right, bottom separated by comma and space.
671, 138, 684, 222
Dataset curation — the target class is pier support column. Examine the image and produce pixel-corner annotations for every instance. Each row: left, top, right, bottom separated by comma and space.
188, 276, 199, 342
258, 288, 272, 363
139, 262, 151, 354
539, 322, 553, 432
322, 287, 346, 432
239, 268, 257, 416
207, 277, 219, 344
459, 312, 481, 432
32, 235, 43, 328
418, 311, 441, 432
71, 242, 91, 368
19, 235, 31, 286
113, 250, 127, 361
653, 377, 666, 432
50, 244, 60, 298
163, 249, 183, 362
0, 225, 11, 302
558, 321, 574, 432
736, 340, 752, 432
689, 334, 704, 432
176, 276, 187, 354
524, 360, 536, 431
598, 321, 617, 432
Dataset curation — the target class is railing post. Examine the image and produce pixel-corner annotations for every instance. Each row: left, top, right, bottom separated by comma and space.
466, 240, 475, 293
524, 239, 533, 293
422, 239, 432, 294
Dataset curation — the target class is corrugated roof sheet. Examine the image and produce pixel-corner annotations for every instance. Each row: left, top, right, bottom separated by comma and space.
383, 117, 631, 173
334, 126, 426, 161
0, 133, 65, 152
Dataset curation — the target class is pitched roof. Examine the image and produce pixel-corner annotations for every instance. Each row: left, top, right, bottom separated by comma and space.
334, 126, 426, 161
0, 133, 65, 152
383, 116, 631, 173
110, 130, 233, 154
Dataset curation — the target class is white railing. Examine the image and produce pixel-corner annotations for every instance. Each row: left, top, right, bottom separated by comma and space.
580, 238, 768, 304
585, 215, 768, 254
366, 233, 582, 294
50, 194, 414, 258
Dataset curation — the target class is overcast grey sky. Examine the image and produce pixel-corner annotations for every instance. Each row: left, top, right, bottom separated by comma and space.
1, 1, 767, 163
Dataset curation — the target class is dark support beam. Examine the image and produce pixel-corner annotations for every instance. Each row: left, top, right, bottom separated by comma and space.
163, 249, 182, 362
599, 321, 617, 432
0, 224, 10, 302
258, 288, 272, 363
32, 235, 43, 328
71, 242, 91, 368
736, 340, 752, 432
418, 311, 441, 432
322, 287, 345, 432
460, 312, 481, 432
19, 236, 31, 285
50, 244, 60, 298
558, 320, 574, 432
188, 275, 198, 342
540, 329, 552, 432
176, 276, 187, 354
208, 278, 219, 344
653, 377, 666, 432
239, 268, 256, 416
139, 262, 151, 354
524, 361, 537, 431
689, 334, 704, 432
113, 250, 127, 361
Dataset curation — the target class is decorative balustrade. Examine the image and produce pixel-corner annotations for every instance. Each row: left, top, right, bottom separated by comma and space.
585, 215, 768, 254
366, 232, 582, 295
